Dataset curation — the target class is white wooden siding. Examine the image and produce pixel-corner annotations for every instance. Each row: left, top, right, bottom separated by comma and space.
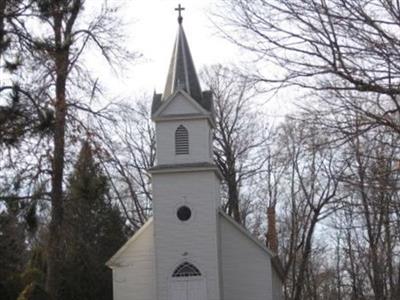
111, 222, 156, 300
219, 215, 274, 300
152, 171, 222, 300
161, 93, 202, 116
271, 266, 284, 300
155, 119, 212, 165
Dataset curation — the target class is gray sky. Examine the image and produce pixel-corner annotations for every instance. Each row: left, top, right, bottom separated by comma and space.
111, 0, 299, 118
0, 0, 296, 117
96, 0, 242, 100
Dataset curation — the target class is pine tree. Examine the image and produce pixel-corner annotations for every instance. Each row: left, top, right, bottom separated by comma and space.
0, 205, 27, 300
59, 141, 126, 300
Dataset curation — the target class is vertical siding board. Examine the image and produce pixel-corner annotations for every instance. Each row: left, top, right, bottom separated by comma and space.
152, 171, 222, 300
112, 222, 155, 300
156, 119, 213, 165
220, 215, 277, 300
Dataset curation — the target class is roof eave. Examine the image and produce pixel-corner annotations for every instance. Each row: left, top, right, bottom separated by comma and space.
106, 217, 154, 268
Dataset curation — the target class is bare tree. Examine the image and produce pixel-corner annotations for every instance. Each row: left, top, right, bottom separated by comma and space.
333, 121, 400, 300
216, 3, 400, 298
262, 136, 288, 251
276, 117, 345, 300
201, 64, 270, 224
95, 99, 155, 230
217, 0, 400, 135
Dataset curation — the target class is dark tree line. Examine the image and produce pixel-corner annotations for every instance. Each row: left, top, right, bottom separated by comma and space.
59, 141, 126, 300
1, 0, 133, 299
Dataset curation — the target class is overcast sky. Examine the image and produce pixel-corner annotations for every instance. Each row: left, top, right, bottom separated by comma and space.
0, 0, 295, 117
94, 0, 242, 100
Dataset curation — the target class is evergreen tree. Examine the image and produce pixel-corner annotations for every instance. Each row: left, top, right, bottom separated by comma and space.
0, 205, 27, 300
59, 141, 127, 300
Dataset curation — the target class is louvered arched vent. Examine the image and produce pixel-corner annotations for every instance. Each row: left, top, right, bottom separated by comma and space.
172, 262, 201, 277
175, 125, 189, 155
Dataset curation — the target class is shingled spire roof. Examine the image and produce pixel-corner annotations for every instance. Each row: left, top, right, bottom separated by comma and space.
152, 12, 213, 115
163, 22, 203, 102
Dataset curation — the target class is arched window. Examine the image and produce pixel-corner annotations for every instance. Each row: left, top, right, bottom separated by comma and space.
175, 125, 189, 155
172, 262, 202, 277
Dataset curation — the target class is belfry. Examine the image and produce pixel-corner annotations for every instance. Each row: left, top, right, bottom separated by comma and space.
107, 6, 284, 300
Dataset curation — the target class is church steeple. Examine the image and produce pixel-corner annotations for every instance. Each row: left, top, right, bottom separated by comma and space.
152, 6, 213, 115
163, 18, 203, 103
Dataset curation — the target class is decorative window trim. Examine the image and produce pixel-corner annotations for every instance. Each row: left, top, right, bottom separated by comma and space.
175, 125, 189, 155
172, 262, 202, 277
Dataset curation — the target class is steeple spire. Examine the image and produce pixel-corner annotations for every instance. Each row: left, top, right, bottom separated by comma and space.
152, 6, 213, 115
162, 8, 203, 104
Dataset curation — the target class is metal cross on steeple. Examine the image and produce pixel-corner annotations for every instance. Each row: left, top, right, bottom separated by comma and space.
175, 4, 185, 24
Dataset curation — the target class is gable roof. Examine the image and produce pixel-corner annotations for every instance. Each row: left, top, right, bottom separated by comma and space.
218, 210, 285, 281
152, 89, 209, 118
152, 91, 213, 116
152, 90, 215, 128
106, 217, 154, 267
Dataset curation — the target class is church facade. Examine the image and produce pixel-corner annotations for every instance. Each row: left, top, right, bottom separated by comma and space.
107, 10, 284, 300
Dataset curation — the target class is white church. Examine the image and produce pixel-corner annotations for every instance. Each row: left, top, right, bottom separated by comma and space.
107, 7, 284, 300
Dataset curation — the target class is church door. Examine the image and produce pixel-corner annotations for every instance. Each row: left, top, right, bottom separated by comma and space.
169, 262, 207, 300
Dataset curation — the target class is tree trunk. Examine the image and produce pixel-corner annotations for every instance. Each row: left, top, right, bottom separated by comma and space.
227, 169, 241, 223
45, 14, 69, 295
293, 213, 318, 300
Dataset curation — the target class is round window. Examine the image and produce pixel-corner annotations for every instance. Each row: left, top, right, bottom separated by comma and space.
177, 206, 192, 221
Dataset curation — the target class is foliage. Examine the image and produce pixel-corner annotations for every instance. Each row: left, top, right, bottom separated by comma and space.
0, 1, 134, 297
58, 141, 127, 300
0, 207, 27, 299
17, 283, 51, 300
